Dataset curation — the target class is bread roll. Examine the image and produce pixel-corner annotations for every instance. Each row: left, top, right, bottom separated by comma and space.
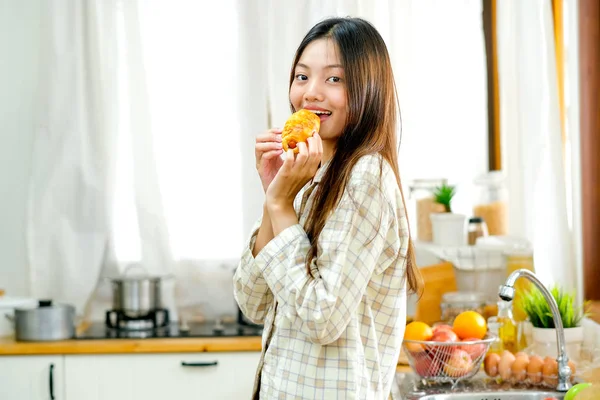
281, 109, 320, 153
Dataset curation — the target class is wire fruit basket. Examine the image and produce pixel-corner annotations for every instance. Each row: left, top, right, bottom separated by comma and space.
403, 334, 497, 387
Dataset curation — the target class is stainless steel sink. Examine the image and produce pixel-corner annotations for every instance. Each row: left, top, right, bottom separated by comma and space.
394, 372, 567, 400
409, 391, 565, 400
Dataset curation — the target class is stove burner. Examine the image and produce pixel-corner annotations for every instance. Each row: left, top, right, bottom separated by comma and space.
105, 308, 170, 331
77, 320, 263, 340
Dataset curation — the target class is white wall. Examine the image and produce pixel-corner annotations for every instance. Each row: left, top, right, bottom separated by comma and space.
0, 0, 42, 296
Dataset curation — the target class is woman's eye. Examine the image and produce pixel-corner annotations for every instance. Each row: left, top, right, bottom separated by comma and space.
327, 76, 341, 83
295, 74, 308, 81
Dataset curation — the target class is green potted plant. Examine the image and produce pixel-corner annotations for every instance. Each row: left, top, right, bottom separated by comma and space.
518, 284, 587, 360
433, 184, 456, 212
429, 184, 466, 246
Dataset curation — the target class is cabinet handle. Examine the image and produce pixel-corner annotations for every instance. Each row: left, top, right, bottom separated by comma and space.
49, 363, 55, 400
180, 361, 218, 367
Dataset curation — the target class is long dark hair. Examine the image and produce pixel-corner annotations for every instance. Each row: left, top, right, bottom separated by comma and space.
289, 17, 421, 294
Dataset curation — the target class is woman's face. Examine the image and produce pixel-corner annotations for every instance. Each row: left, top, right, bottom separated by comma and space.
290, 38, 348, 143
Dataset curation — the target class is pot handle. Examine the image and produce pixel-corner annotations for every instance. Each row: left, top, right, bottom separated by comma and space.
123, 263, 149, 277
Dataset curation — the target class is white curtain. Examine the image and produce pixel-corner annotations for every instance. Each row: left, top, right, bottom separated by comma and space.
28, 0, 120, 315
497, 0, 573, 289
29, 1, 179, 319
29, 0, 248, 321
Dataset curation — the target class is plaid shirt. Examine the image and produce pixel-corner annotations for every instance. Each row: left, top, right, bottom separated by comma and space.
234, 154, 409, 400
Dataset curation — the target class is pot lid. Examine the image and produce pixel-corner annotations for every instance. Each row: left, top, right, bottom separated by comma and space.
0, 296, 38, 310
108, 274, 165, 281
15, 299, 75, 312
104, 264, 174, 281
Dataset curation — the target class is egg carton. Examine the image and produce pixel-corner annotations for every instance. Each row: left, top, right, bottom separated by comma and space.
482, 349, 596, 388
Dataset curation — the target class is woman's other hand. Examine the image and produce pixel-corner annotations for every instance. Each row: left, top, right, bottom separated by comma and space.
255, 128, 284, 192
266, 133, 323, 209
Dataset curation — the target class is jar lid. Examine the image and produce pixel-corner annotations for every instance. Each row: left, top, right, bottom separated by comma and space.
468, 217, 484, 223
473, 171, 506, 186
442, 291, 487, 304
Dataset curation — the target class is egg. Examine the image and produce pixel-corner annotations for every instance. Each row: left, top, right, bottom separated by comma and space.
527, 355, 544, 384
498, 350, 516, 381
484, 353, 501, 377
543, 356, 558, 387
511, 353, 530, 382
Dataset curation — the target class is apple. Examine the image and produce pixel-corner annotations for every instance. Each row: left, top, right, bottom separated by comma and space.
432, 324, 453, 335
443, 349, 474, 377
428, 330, 460, 361
431, 329, 459, 343
412, 351, 441, 377
459, 337, 486, 361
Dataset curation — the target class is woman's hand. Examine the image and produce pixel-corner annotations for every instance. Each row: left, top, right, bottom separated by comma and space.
266, 134, 323, 210
255, 128, 284, 193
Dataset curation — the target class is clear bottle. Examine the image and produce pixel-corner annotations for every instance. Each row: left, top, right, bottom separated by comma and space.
473, 171, 508, 236
517, 320, 529, 351
497, 300, 518, 353
408, 179, 447, 242
486, 318, 502, 354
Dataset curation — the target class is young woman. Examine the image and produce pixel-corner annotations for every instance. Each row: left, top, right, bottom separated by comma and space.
234, 17, 421, 399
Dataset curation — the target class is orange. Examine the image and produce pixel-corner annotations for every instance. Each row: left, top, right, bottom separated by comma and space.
452, 311, 487, 340
403, 321, 433, 353
404, 321, 434, 341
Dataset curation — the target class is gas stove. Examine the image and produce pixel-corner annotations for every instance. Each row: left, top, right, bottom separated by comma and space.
76, 320, 263, 340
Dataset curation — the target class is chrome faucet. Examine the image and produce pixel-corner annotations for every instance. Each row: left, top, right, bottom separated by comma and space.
498, 269, 572, 392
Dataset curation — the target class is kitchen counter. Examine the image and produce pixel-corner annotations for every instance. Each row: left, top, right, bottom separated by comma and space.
0, 335, 263, 355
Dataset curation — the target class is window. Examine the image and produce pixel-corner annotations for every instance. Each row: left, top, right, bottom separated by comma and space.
112, 0, 243, 262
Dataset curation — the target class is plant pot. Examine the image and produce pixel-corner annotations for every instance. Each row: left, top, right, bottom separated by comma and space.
531, 326, 583, 360
430, 213, 467, 246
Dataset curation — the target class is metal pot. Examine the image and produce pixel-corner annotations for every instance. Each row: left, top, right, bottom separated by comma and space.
10, 300, 75, 341
0, 296, 38, 337
107, 265, 168, 318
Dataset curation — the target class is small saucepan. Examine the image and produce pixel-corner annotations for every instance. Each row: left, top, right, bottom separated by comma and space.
106, 264, 172, 318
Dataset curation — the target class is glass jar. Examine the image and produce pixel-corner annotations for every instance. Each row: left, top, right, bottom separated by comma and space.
473, 171, 508, 236
467, 217, 489, 245
408, 179, 447, 242
440, 291, 487, 324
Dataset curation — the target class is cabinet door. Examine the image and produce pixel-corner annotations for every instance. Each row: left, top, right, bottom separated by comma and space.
0, 356, 64, 400
65, 352, 260, 400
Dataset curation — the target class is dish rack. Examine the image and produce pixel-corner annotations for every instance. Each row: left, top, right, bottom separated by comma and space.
403, 334, 497, 387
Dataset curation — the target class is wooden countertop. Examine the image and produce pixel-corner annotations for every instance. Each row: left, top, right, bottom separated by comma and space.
0, 335, 263, 355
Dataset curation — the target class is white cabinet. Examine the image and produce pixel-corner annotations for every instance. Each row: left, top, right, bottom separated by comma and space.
0, 355, 65, 400
64, 352, 260, 400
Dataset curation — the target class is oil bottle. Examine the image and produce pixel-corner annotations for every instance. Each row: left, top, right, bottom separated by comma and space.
497, 300, 518, 353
